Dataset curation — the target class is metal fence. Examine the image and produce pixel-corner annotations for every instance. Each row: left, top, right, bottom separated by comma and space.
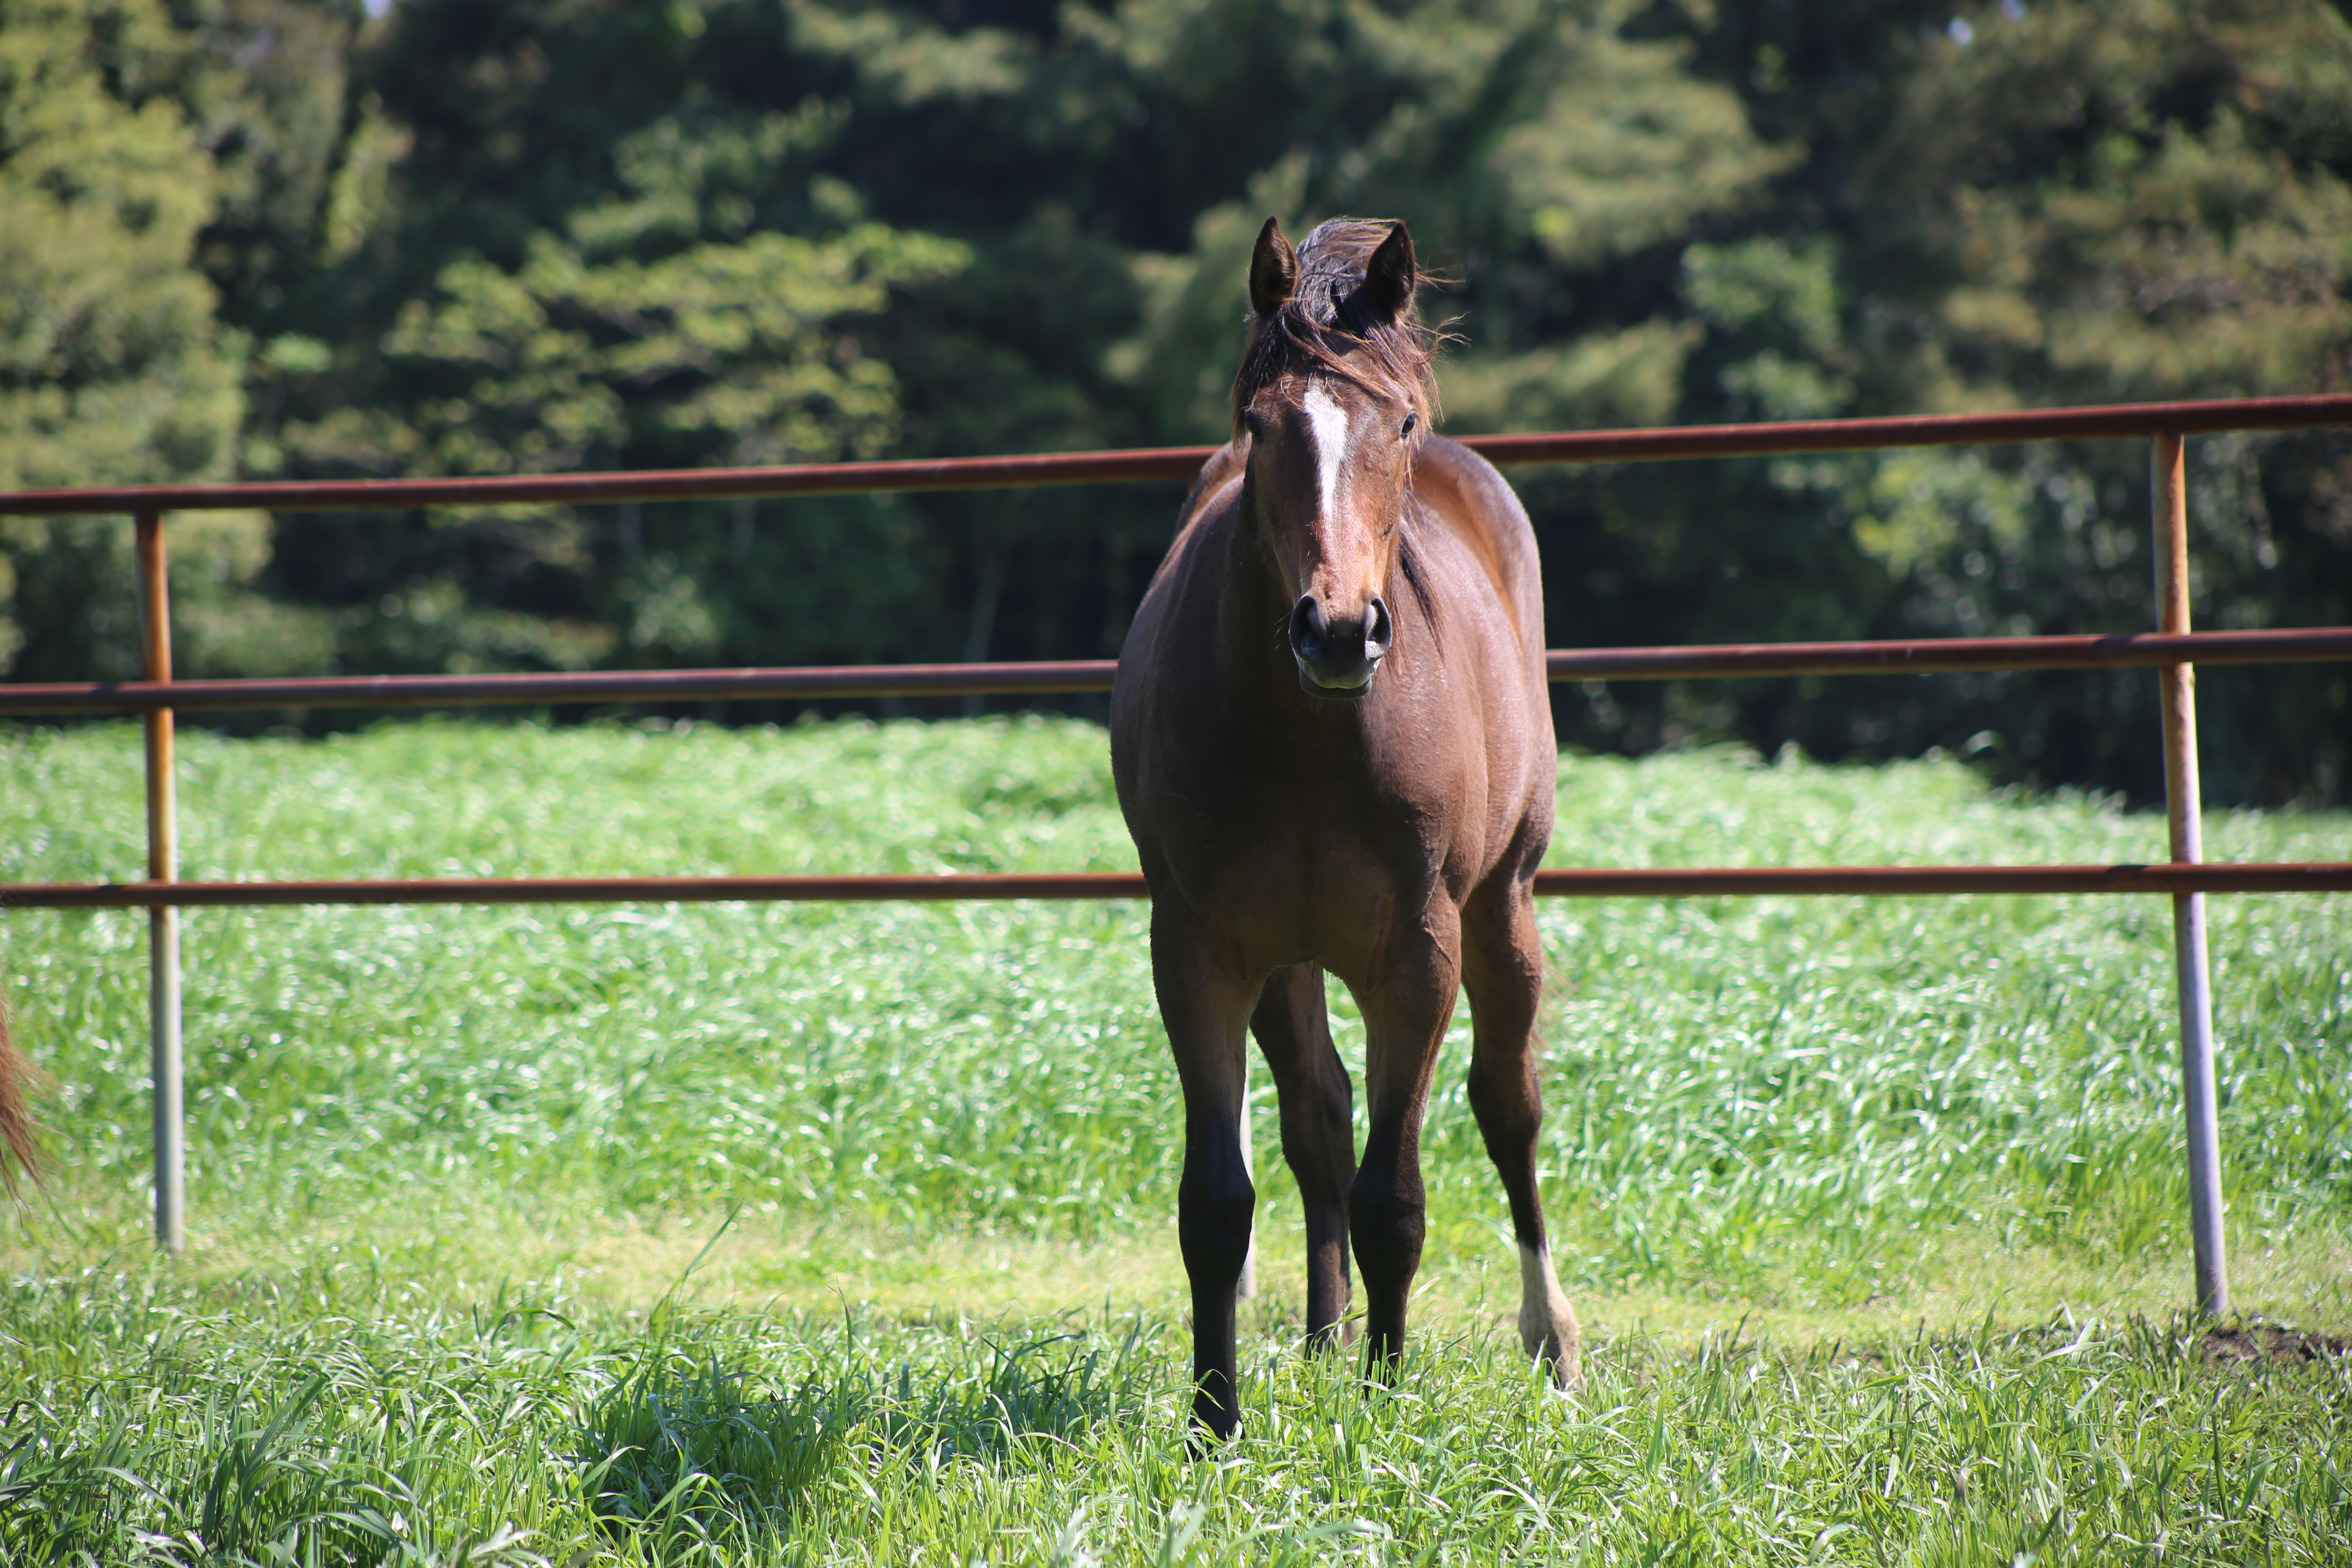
6, 392, 2352, 1319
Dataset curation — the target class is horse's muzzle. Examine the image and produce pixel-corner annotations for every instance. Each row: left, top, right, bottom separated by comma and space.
1289, 594, 1393, 699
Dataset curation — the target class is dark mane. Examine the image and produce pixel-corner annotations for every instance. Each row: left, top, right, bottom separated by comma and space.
1231, 218, 1439, 435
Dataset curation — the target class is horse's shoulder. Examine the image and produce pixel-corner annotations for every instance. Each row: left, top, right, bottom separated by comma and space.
1406, 437, 1540, 634
1409, 437, 1534, 549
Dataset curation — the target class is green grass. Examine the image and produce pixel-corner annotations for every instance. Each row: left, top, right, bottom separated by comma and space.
3, 717, 2350, 1564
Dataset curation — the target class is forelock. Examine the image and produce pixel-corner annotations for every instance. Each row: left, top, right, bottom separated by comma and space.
1231, 218, 1437, 432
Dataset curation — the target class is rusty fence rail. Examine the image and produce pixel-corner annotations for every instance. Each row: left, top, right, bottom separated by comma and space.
5, 392, 2352, 1308
1, 392, 2348, 517
7, 627, 2352, 715
7, 862, 2352, 913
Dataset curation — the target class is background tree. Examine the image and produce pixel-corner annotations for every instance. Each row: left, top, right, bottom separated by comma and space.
0, 0, 286, 680
4, 0, 2348, 800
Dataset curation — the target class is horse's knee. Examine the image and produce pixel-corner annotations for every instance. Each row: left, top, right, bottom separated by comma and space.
1281, 1090, 1354, 1184
1465, 1061, 1535, 1127
1178, 1166, 1256, 1282
1348, 1180, 1425, 1287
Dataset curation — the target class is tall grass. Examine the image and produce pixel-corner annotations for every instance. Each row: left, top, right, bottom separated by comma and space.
4, 719, 2344, 1288
7, 1264, 2348, 1564
2, 717, 2348, 1563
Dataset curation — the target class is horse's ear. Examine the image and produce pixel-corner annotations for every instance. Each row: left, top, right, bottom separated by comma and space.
1360, 222, 1417, 323
1249, 216, 1297, 318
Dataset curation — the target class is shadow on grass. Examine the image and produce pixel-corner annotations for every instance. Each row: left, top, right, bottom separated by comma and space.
2, 1368, 538, 1567
576, 1322, 1152, 1555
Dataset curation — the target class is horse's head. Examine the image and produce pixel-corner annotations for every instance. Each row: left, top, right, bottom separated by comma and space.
1234, 217, 1434, 701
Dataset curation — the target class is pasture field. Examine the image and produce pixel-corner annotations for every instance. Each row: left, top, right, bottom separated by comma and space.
3, 716, 2350, 1565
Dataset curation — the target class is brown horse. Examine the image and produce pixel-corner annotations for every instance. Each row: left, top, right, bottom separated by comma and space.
0, 997, 40, 1195
1110, 216, 1577, 1439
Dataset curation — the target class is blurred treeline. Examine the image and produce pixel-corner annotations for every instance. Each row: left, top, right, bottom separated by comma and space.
4, 0, 2350, 802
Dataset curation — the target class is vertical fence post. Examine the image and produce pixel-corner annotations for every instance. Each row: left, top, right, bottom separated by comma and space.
2150, 433, 2227, 1316
136, 510, 183, 1254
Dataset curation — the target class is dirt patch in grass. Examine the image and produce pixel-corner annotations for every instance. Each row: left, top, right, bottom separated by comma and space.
2201, 1324, 2351, 1364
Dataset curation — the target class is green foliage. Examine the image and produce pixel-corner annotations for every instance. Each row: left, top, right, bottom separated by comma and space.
0, 1265, 582, 1565
576, 1325, 1143, 1554
361, 109, 968, 479
1436, 319, 1701, 434
8, 1269, 2352, 1565
1854, 0, 2352, 408
0, 0, 269, 679
4, 0, 2351, 797
1683, 237, 1852, 420
0, 0, 239, 494
1, 720, 2345, 1276
579, 1352, 843, 1546
1484, 2, 1798, 273
1517, 0, 2352, 798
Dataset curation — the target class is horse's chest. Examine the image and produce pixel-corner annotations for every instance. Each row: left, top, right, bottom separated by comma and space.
1153, 729, 1470, 913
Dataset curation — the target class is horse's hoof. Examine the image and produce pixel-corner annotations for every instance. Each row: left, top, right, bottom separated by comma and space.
1517, 1247, 1582, 1392
1185, 1419, 1238, 1458
1188, 1396, 1240, 1452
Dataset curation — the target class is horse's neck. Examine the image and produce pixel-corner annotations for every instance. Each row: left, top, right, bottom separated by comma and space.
1212, 486, 1294, 696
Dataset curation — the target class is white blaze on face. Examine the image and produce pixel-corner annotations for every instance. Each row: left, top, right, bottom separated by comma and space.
1301, 381, 1353, 521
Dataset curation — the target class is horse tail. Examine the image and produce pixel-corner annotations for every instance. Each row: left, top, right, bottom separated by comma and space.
0, 994, 44, 1195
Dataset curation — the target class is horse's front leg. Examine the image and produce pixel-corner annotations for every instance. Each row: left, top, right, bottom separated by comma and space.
1150, 898, 1261, 1441
1348, 899, 1462, 1379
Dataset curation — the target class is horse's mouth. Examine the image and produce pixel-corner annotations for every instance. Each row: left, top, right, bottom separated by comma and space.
1287, 594, 1390, 702
1295, 661, 1376, 700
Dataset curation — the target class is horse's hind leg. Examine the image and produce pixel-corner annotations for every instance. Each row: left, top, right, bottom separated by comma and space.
1461, 873, 1582, 1389
1250, 963, 1356, 1349
1150, 900, 1260, 1440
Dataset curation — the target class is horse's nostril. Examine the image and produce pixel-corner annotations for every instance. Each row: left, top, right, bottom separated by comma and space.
1365, 597, 1393, 660
1289, 595, 1327, 662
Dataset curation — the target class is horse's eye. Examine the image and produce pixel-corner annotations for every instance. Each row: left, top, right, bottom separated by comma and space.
1400, 412, 1419, 438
